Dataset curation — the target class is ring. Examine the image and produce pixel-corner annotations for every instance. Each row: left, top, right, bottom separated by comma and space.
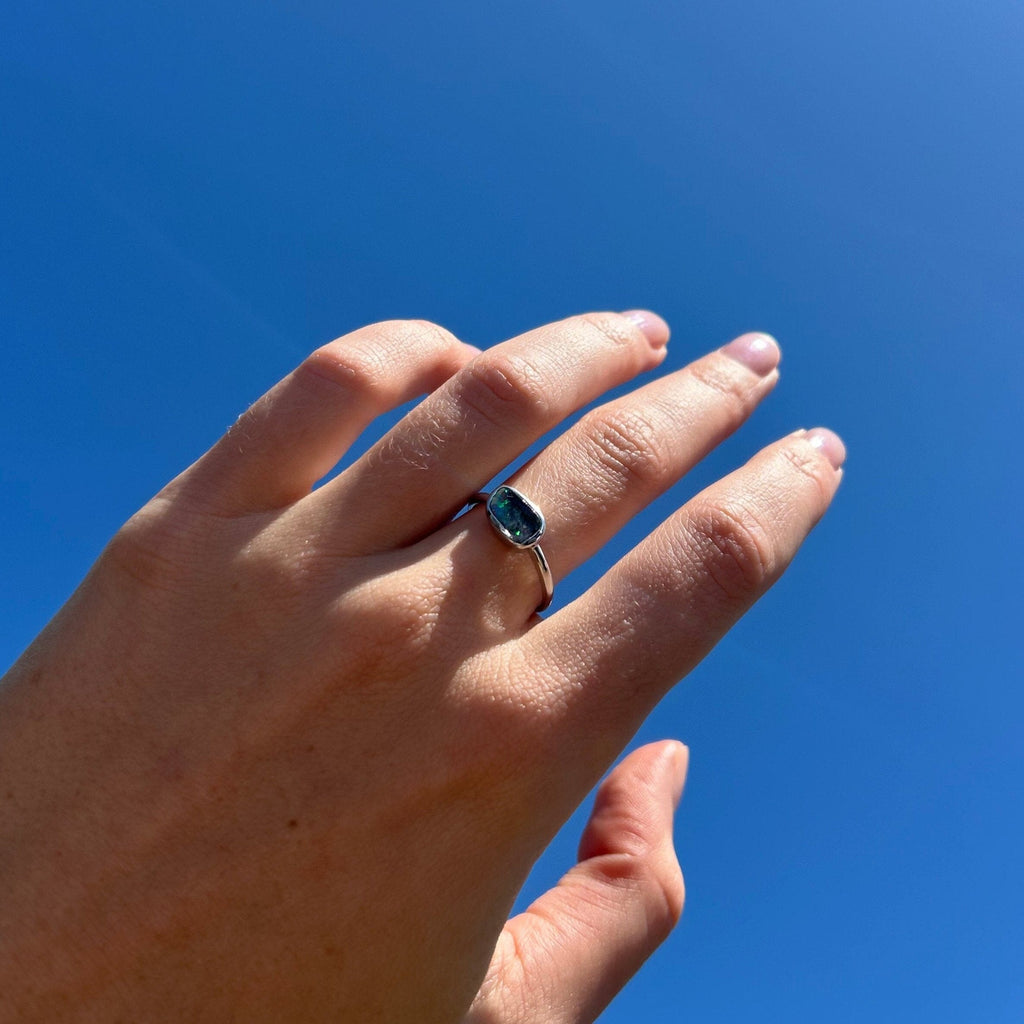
470, 485, 554, 613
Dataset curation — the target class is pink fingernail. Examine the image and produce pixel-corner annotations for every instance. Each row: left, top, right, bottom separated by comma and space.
721, 332, 780, 376
621, 309, 670, 348
670, 742, 689, 809
806, 427, 847, 469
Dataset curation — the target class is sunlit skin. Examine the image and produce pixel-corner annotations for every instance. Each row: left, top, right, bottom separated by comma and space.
0, 312, 844, 1023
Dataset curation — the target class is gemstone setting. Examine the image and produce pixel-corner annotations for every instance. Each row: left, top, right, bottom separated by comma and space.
485, 485, 546, 549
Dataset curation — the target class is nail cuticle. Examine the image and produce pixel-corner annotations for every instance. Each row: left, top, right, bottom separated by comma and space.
621, 309, 670, 348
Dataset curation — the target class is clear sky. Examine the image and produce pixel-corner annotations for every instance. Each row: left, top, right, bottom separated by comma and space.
3, 2, 1023, 1020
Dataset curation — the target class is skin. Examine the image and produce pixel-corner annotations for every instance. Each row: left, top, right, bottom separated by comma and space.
0, 311, 844, 1023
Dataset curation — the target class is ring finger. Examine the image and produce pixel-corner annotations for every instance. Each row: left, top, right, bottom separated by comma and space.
452, 331, 781, 618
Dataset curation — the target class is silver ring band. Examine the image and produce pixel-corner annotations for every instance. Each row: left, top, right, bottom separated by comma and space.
471, 486, 554, 613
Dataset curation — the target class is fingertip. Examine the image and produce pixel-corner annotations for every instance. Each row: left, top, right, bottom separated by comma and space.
621, 309, 671, 348
667, 741, 689, 809
721, 331, 781, 376
669, 739, 689, 766
641, 741, 690, 813
623, 740, 689, 804
806, 426, 847, 469
646, 740, 688, 811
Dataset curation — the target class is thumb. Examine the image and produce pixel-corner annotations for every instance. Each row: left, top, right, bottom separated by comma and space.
465, 741, 688, 1024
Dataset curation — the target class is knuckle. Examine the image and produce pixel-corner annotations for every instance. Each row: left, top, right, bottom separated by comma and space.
456, 351, 551, 428
687, 357, 756, 418
399, 318, 460, 351
337, 571, 446, 660
101, 499, 198, 594
299, 341, 390, 402
782, 441, 837, 509
598, 853, 686, 937
373, 582, 443, 651
577, 311, 644, 351
645, 857, 686, 932
688, 501, 775, 601
234, 540, 321, 609
583, 406, 670, 492
355, 318, 460, 354
299, 320, 464, 407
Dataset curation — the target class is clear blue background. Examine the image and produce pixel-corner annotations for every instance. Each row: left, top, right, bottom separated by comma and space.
3, 2, 1022, 1020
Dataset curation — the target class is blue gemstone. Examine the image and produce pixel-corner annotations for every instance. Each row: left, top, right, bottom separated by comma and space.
486, 486, 545, 548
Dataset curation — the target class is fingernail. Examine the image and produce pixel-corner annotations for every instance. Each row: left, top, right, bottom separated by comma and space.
621, 309, 670, 348
669, 742, 689, 809
806, 427, 846, 469
721, 332, 780, 375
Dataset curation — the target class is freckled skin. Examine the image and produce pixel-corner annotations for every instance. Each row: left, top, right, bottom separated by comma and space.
0, 315, 841, 1023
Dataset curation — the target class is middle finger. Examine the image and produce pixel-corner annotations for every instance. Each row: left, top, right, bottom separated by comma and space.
309, 311, 669, 553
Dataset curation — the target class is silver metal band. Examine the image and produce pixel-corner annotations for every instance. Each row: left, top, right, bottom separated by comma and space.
470, 487, 554, 613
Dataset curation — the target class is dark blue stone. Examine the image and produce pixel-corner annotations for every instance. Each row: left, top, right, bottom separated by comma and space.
487, 486, 545, 548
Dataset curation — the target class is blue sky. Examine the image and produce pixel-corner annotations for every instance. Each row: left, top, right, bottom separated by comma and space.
3, 2, 1022, 1020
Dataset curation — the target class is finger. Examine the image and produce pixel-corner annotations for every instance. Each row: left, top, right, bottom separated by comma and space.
179, 320, 478, 514
465, 741, 687, 1024
484, 332, 779, 616
311, 311, 670, 553
522, 428, 846, 746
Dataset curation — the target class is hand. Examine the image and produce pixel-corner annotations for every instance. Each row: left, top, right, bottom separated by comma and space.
0, 312, 844, 1022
